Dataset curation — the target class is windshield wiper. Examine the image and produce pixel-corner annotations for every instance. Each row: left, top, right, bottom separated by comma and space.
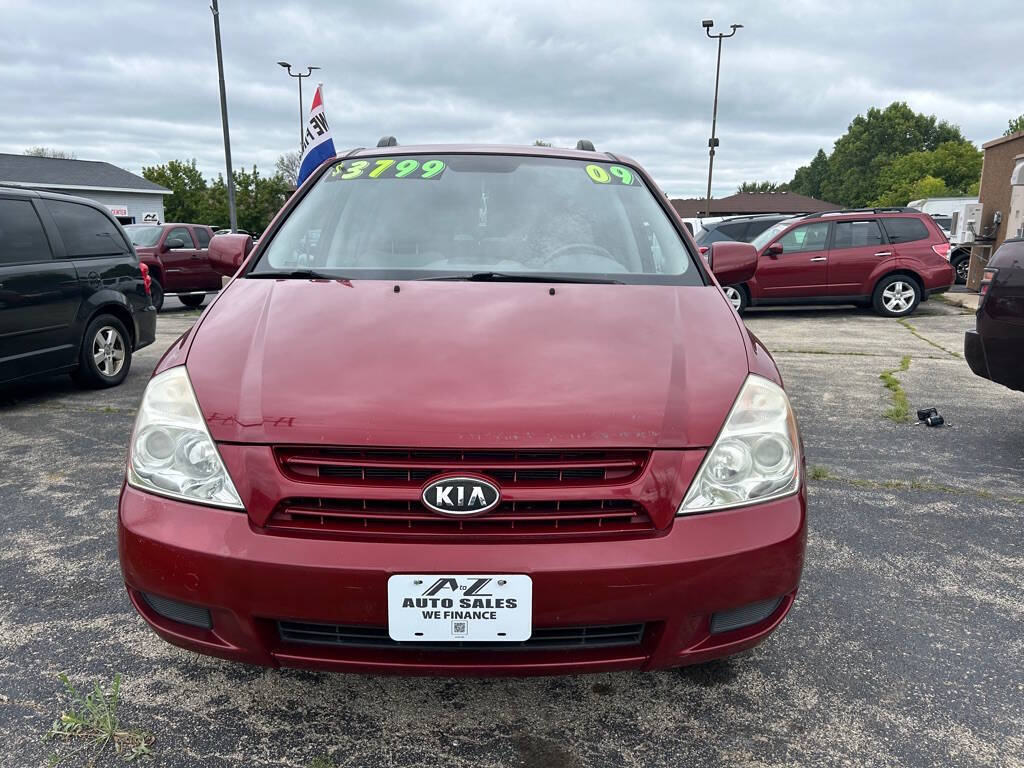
418, 272, 623, 284
247, 269, 341, 280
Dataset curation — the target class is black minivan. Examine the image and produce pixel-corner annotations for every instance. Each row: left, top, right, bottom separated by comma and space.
0, 187, 156, 388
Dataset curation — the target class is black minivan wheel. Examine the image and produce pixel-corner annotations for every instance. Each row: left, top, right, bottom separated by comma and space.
150, 278, 165, 311
178, 293, 206, 308
872, 275, 921, 317
72, 314, 132, 389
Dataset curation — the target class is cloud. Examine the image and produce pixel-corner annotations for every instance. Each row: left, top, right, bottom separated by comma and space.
0, 0, 1020, 196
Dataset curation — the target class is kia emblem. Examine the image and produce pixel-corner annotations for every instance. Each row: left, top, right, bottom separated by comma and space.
421, 476, 501, 516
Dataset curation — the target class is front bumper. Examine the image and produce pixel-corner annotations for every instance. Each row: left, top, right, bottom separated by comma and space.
119, 484, 806, 676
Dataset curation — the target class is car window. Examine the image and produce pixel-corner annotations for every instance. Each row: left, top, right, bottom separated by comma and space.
165, 227, 195, 248
882, 217, 930, 244
124, 225, 162, 247
45, 200, 130, 257
833, 220, 883, 249
0, 199, 51, 265
779, 222, 830, 253
751, 219, 798, 250
714, 221, 749, 240
695, 227, 736, 245
742, 218, 783, 242
255, 155, 699, 284
193, 227, 212, 248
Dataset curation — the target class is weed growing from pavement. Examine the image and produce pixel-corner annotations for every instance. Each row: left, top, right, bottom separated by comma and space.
809, 465, 833, 481
309, 758, 341, 768
807, 466, 1024, 505
45, 673, 153, 764
879, 355, 912, 423
896, 317, 961, 358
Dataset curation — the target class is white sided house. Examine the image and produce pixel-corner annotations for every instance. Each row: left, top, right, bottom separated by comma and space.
0, 153, 170, 225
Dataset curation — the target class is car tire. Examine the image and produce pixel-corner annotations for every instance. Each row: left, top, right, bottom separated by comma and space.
179, 293, 206, 308
872, 275, 921, 317
150, 278, 164, 311
722, 285, 748, 314
72, 314, 132, 389
951, 252, 970, 285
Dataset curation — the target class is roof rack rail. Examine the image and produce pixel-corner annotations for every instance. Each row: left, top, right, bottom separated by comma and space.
798, 206, 918, 218
376, 135, 398, 147
575, 139, 596, 151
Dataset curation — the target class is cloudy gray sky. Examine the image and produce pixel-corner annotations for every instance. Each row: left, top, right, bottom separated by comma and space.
1, 0, 1021, 197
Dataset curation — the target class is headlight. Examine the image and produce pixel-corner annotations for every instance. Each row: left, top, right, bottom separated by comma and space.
679, 375, 800, 514
127, 366, 243, 509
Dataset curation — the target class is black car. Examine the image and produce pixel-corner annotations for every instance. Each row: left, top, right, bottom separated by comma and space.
965, 237, 1024, 392
0, 187, 156, 388
695, 214, 794, 247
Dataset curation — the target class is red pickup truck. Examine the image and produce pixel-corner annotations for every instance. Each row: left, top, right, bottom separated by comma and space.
124, 223, 224, 310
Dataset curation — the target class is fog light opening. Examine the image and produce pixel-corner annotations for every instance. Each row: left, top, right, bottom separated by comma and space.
710, 596, 783, 635
142, 592, 213, 630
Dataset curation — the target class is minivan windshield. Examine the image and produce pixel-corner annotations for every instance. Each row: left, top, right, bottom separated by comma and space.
124, 225, 162, 247
252, 154, 699, 284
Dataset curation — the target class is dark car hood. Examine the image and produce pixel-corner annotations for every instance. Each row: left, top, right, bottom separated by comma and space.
186, 278, 750, 448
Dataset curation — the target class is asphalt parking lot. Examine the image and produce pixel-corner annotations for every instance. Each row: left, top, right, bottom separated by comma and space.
1, 297, 1021, 768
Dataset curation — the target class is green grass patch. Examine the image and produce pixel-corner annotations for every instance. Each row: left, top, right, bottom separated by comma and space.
45, 673, 153, 764
879, 355, 912, 423
896, 317, 962, 358
809, 465, 833, 481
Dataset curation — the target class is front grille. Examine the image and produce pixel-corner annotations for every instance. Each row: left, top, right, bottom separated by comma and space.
275, 447, 648, 487
277, 621, 646, 650
266, 497, 655, 540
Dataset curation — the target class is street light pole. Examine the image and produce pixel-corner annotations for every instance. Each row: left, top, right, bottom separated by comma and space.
277, 62, 320, 156
702, 20, 742, 218
210, 0, 237, 232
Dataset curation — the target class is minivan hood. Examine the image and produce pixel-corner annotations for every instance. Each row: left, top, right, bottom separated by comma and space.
186, 278, 750, 448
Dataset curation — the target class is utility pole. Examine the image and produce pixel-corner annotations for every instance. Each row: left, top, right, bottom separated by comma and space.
278, 62, 321, 157
702, 19, 743, 218
210, 0, 237, 232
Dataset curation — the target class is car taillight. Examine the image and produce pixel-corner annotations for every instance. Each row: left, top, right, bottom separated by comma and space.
931, 243, 950, 260
139, 262, 152, 296
979, 268, 998, 306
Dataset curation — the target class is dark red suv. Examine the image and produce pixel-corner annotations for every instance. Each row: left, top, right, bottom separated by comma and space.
124, 223, 222, 310
720, 209, 954, 316
118, 143, 806, 676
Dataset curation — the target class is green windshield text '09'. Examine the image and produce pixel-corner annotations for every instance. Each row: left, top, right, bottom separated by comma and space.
327, 158, 446, 181
585, 164, 637, 186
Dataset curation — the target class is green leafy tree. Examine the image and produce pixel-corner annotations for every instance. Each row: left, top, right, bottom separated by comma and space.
1006, 114, 1024, 136
870, 141, 981, 206
796, 102, 966, 207
736, 180, 785, 193
789, 149, 829, 199
204, 166, 291, 235
142, 159, 208, 223
532, 139, 552, 147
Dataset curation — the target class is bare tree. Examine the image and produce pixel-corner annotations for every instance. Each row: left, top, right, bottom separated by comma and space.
532, 140, 552, 147
24, 146, 76, 159
275, 151, 300, 184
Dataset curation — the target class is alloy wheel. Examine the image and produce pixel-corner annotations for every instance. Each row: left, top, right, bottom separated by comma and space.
723, 286, 743, 311
955, 259, 969, 283
881, 281, 916, 314
92, 326, 126, 377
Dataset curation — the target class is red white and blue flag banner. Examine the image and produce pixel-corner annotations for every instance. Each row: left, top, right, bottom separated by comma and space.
297, 84, 336, 186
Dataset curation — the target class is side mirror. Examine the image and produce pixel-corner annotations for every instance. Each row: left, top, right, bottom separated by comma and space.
708, 241, 757, 285
208, 233, 254, 277
765, 242, 784, 257
164, 237, 186, 250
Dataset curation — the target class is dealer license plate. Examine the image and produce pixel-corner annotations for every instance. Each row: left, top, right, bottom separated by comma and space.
387, 574, 532, 642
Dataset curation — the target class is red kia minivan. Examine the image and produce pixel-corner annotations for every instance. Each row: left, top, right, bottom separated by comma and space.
118, 143, 806, 675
